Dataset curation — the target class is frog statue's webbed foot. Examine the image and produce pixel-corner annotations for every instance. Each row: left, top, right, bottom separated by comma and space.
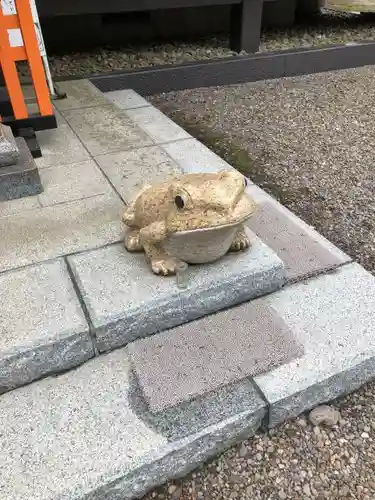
150, 253, 180, 276
124, 230, 143, 252
139, 221, 181, 276
229, 227, 251, 252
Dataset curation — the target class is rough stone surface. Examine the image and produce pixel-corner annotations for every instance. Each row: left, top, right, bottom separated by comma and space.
162, 138, 236, 174
62, 104, 153, 156
0, 123, 19, 166
106, 88, 152, 110
52, 79, 109, 111
95, 145, 182, 203
0, 194, 39, 217
38, 159, 112, 206
128, 301, 303, 412
126, 105, 191, 144
35, 123, 91, 169
0, 348, 266, 500
0, 137, 42, 202
308, 404, 340, 427
68, 234, 285, 352
248, 200, 351, 282
254, 262, 375, 427
0, 259, 93, 394
0, 191, 124, 273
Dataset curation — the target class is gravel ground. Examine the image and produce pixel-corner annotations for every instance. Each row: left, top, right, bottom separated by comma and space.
47, 9, 375, 77
142, 385, 375, 500
149, 65, 375, 273
141, 66, 375, 500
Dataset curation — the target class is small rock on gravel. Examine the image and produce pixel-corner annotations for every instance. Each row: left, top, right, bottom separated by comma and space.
309, 405, 341, 427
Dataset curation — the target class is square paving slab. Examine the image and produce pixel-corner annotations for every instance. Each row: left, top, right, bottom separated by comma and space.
0, 259, 93, 394
61, 104, 153, 156
128, 301, 304, 413
0, 191, 124, 273
254, 262, 375, 427
68, 233, 285, 353
0, 349, 266, 500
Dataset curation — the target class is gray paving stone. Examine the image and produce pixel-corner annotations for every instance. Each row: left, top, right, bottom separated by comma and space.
53, 79, 109, 111
38, 160, 112, 207
68, 233, 285, 353
0, 348, 266, 500
0, 137, 42, 202
95, 145, 182, 203
106, 89, 151, 110
254, 262, 375, 427
126, 105, 190, 144
128, 301, 303, 412
162, 138, 237, 174
0, 259, 93, 394
62, 104, 153, 156
0, 191, 124, 273
35, 123, 91, 169
0, 194, 40, 218
248, 200, 351, 282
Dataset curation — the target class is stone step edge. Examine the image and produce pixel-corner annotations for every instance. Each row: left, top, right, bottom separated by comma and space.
0, 234, 285, 398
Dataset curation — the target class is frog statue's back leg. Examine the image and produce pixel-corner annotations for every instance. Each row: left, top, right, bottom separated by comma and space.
122, 184, 151, 253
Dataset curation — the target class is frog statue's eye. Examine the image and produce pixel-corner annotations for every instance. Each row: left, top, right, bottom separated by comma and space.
243, 177, 248, 188
174, 195, 185, 209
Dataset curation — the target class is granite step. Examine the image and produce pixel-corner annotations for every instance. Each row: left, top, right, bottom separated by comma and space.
3, 261, 375, 500
0, 231, 285, 397
0, 347, 267, 500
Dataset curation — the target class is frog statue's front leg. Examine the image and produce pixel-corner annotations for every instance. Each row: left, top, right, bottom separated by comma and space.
139, 221, 179, 276
229, 226, 251, 252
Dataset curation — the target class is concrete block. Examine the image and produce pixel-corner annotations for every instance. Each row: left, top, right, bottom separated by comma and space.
126, 105, 190, 144
0, 348, 266, 500
95, 145, 182, 203
254, 263, 375, 427
0, 191, 124, 273
0, 123, 19, 166
0, 137, 42, 202
53, 79, 109, 111
68, 233, 285, 353
38, 160, 112, 207
128, 301, 303, 412
162, 138, 239, 174
0, 259, 93, 394
62, 104, 153, 156
248, 199, 351, 282
36, 123, 91, 169
106, 89, 151, 110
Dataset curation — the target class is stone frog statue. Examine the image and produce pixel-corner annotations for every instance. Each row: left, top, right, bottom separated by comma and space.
122, 169, 257, 276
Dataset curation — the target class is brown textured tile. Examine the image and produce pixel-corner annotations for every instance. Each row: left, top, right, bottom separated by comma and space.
128, 301, 303, 412
248, 201, 350, 281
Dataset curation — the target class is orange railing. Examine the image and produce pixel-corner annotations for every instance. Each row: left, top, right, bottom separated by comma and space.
0, 0, 53, 120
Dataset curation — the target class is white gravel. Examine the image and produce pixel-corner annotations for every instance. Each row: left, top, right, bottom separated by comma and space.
44, 9, 375, 77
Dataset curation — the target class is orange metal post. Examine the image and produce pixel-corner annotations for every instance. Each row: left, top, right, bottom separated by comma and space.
15, 0, 53, 116
0, 7, 28, 119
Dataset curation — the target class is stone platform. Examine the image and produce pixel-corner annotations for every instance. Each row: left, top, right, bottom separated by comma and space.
0, 137, 43, 202
1, 79, 375, 500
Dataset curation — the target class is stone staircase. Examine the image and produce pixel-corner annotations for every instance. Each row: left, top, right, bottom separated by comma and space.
1, 80, 375, 500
